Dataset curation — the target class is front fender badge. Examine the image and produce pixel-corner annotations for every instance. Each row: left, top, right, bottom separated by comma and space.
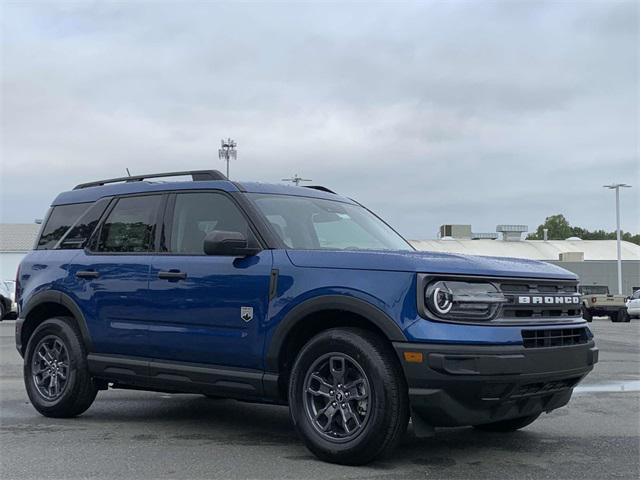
241, 306, 254, 322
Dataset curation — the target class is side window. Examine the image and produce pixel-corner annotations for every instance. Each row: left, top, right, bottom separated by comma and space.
97, 195, 161, 253
58, 198, 111, 249
170, 193, 255, 254
37, 203, 92, 250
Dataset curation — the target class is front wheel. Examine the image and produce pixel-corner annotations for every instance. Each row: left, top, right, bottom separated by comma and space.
24, 317, 98, 418
473, 413, 540, 432
288, 328, 409, 465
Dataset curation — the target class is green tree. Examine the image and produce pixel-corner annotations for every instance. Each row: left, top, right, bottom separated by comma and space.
528, 214, 640, 245
528, 214, 574, 240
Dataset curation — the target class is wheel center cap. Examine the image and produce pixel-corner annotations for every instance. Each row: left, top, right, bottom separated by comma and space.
335, 392, 344, 402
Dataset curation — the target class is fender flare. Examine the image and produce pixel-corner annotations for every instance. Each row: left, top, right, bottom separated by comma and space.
20, 290, 93, 352
264, 295, 406, 372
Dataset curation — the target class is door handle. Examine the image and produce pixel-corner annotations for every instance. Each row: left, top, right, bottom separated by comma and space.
76, 270, 100, 279
158, 270, 187, 280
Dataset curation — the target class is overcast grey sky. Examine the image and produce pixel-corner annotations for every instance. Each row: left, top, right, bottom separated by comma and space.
1, 0, 638, 239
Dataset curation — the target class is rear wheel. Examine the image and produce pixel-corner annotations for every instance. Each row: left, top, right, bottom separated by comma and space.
610, 312, 620, 322
473, 413, 540, 432
24, 317, 97, 418
288, 328, 409, 465
582, 308, 592, 322
0, 302, 5, 321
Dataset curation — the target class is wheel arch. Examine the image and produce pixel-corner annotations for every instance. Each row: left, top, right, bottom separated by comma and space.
19, 290, 92, 356
265, 295, 407, 399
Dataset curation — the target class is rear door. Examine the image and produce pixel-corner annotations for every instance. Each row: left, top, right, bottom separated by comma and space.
147, 191, 272, 369
69, 194, 163, 357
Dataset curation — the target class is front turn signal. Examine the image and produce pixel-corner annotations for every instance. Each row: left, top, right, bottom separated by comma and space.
403, 351, 424, 363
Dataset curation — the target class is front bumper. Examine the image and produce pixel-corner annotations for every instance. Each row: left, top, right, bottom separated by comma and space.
394, 340, 598, 427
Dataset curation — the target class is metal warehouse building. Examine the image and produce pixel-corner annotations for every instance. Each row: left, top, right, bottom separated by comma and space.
410, 225, 640, 295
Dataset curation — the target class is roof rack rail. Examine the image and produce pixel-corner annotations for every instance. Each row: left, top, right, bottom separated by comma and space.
304, 185, 336, 194
73, 170, 227, 190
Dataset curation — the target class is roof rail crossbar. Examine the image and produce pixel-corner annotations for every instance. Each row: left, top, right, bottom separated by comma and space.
73, 170, 227, 190
304, 185, 336, 194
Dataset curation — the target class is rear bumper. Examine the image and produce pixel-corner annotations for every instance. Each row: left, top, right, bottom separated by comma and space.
585, 306, 626, 314
393, 340, 598, 427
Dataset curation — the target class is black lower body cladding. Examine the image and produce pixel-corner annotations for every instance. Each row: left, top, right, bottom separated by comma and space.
393, 340, 598, 427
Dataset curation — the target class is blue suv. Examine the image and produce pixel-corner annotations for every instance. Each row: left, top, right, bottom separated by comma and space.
15, 170, 598, 465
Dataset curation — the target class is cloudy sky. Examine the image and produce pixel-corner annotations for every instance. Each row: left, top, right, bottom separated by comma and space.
1, 0, 638, 239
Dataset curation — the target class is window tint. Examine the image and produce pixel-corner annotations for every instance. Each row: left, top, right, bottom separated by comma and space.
37, 203, 91, 250
97, 195, 161, 253
170, 193, 254, 254
58, 198, 111, 249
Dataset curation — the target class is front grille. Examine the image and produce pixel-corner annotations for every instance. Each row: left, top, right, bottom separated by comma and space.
521, 327, 588, 348
500, 280, 581, 321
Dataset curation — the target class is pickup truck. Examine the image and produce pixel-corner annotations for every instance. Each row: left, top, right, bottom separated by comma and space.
580, 285, 630, 322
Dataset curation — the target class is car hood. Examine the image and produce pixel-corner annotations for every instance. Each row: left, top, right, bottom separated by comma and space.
286, 249, 577, 280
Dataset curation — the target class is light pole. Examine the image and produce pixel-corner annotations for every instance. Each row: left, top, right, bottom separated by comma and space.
218, 138, 237, 179
603, 183, 632, 294
282, 174, 312, 186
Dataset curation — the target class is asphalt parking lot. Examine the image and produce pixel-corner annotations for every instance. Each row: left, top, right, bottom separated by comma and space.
1, 319, 638, 480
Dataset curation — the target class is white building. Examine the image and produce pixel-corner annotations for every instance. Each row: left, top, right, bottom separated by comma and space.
410, 228, 640, 295
0, 224, 40, 281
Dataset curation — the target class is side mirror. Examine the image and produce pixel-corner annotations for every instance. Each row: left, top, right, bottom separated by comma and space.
203, 230, 261, 257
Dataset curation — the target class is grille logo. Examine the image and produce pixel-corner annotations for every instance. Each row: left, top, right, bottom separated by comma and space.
517, 295, 580, 305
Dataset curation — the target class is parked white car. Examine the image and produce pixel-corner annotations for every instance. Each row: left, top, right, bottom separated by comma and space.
0, 280, 17, 321
627, 290, 640, 319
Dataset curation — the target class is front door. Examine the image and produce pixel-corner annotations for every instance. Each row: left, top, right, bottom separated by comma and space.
147, 191, 272, 370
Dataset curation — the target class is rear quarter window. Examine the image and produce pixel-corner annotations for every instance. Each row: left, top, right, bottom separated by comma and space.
37, 202, 92, 250
57, 198, 111, 249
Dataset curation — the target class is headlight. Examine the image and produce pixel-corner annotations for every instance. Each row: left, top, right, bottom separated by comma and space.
424, 280, 507, 321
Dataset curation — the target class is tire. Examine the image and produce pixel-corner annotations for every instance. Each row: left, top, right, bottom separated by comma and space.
618, 310, 630, 323
288, 328, 409, 465
473, 413, 540, 432
610, 313, 619, 322
23, 317, 98, 418
582, 308, 592, 322
0, 301, 5, 321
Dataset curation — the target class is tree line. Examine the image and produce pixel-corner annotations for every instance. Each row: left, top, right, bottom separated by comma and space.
527, 214, 640, 246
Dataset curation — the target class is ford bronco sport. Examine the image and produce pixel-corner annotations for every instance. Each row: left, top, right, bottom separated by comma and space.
16, 170, 598, 465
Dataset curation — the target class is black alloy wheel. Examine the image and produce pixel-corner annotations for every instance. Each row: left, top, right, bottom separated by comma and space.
31, 335, 70, 401
24, 317, 97, 418
288, 328, 409, 465
303, 353, 371, 442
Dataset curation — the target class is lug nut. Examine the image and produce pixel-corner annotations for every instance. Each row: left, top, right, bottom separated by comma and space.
341, 403, 346, 408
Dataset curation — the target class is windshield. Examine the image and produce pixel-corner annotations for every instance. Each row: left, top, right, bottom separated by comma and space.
249, 194, 413, 251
